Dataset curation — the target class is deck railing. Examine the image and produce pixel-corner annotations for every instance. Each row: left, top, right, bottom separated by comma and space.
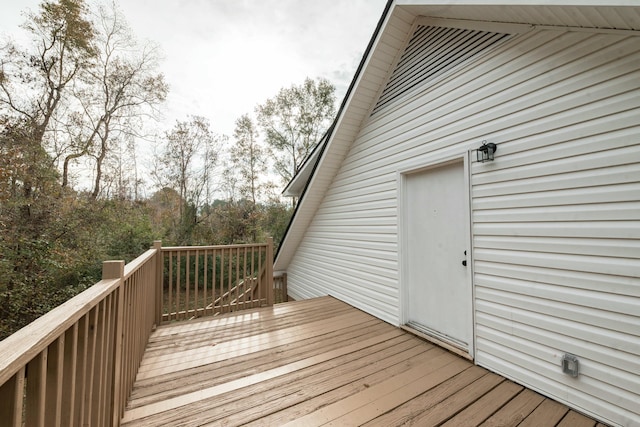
274, 272, 288, 303
160, 238, 274, 322
0, 239, 275, 427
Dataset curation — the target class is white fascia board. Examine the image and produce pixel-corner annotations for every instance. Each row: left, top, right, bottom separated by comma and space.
274, 1, 397, 272
282, 147, 322, 198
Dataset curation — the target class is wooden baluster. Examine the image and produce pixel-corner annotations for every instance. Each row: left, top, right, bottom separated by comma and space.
61, 324, 78, 427
154, 241, 163, 326
143, 263, 149, 332
129, 274, 135, 392
0, 367, 25, 427
218, 248, 224, 314
229, 248, 232, 310
140, 266, 146, 358
133, 269, 140, 384
103, 293, 115, 427
45, 336, 65, 426
185, 250, 190, 319
133, 271, 140, 378
90, 299, 106, 427
258, 245, 263, 305
282, 272, 288, 303
267, 237, 274, 306
124, 281, 133, 403
203, 249, 208, 316
214, 249, 219, 314
195, 250, 200, 317
227, 248, 233, 312
211, 249, 218, 314
250, 245, 255, 307
26, 349, 47, 427
168, 251, 173, 322
83, 306, 99, 425
242, 246, 248, 309
106, 293, 116, 425
234, 247, 240, 309
75, 314, 89, 424
150, 259, 156, 327
176, 251, 181, 320
219, 248, 225, 314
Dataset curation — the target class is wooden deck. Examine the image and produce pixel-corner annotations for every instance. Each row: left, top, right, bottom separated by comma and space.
121, 296, 603, 426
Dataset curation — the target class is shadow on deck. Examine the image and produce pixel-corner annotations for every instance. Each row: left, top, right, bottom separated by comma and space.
121, 296, 603, 426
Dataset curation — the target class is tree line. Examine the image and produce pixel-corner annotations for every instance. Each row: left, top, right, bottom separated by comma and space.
0, 0, 336, 339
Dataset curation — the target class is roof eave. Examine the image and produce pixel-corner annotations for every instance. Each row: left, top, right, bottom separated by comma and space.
273, 0, 396, 270
274, 0, 640, 272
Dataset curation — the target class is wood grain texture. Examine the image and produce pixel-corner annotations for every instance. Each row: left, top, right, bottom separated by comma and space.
120, 296, 601, 427
518, 398, 569, 427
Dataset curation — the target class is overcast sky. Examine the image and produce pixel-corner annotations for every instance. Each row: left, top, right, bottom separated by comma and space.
0, 0, 387, 137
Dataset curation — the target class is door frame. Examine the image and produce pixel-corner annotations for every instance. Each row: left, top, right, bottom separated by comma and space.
397, 151, 475, 359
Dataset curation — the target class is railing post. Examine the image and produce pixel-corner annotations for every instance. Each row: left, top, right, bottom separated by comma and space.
103, 260, 125, 427
103, 260, 125, 281
153, 241, 163, 326
266, 237, 274, 306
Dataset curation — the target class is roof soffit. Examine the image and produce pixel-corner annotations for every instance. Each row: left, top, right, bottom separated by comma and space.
396, 3, 640, 31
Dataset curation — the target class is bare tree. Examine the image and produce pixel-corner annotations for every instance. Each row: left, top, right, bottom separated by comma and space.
61, 1, 167, 197
152, 116, 220, 242
230, 114, 267, 206
0, 0, 95, 199
102, 134, 141, 200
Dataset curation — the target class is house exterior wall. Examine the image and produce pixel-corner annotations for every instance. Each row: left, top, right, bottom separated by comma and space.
285, 23, 640, 427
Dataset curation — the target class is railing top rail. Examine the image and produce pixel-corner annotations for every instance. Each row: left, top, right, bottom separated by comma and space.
0, 246, 160, 386
161, 243, 268, 251
0, 277, 120, 385
123, 248, 157, 281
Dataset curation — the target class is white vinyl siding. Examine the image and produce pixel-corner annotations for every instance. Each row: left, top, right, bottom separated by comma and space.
273, 9, 415, 270
471, 84, 640, 424
286, 25, 640, 427
372, 24, 510, 114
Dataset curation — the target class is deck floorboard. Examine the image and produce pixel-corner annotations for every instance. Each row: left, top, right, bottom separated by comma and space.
121, 296, 602, 426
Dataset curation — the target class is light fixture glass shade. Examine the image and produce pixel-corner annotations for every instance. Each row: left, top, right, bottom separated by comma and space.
477, 142, 496, 162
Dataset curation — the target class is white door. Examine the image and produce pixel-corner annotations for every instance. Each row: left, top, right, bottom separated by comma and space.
404, 160, 471, 351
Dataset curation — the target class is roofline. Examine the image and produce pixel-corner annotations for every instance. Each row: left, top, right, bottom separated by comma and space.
281, 130, 329, 197
274, 0, 640, 267
274, 0, 395, 263
396, 0, 640, 5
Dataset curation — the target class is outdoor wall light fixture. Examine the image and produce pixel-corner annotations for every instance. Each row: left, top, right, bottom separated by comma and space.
476, 141, 497, 163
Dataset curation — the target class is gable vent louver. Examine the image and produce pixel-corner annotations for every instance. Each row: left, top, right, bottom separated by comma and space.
371, 25, 510, 116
